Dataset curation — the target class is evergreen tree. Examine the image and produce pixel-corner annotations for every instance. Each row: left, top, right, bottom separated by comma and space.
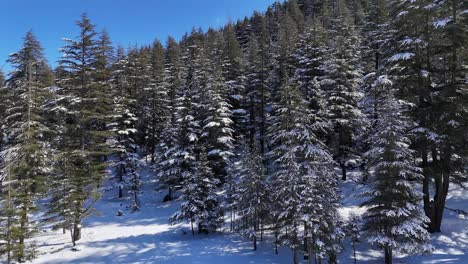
146, 40, 168, 163
156, 37, 183, 201
109, 47, 141, 208
232, 143, 269, 250
268, 74, 342, 264
48, 14, 112, 247
170, 150, 223, 235
0, 31, 52, 263
362, 75, 432, 264
222, 23, 247, 145
202, 48, 235, 184
319, 2, 364, 181
346, 212, 362, 264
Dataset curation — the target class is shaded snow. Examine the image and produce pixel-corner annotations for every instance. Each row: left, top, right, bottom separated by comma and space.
30, 167, 292, 264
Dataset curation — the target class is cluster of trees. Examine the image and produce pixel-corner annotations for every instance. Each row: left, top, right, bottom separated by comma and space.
0, 0, 466, 263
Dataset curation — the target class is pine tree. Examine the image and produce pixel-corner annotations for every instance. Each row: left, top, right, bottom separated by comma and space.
126, 46, 152, 157
346, 212, 362, 264
232, 143, 269, 250
222, 23, 247, 144
0, 31, 52, 263
109, 47, 141, 209
170, 150, 223, 235
268, 73, 342, 264
422, 0, 468, 232
146, 40, 168, 163
202, 46, 235, 184
156, 37, 183, 201
386, 0, 467, 233
245, 14, 271, 155
48, 14, 112, 247
362, 75, 432, 264
319, 1, 364, 181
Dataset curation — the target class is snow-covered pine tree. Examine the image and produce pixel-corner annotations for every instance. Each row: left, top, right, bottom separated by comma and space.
361, 75, 432, 264
146, 40, 169, 163
346, 212, 362, 264
0, 31, 52, 262
232, 142, 269, 251
49, 14, 112, 247
245, 14, 271, 155
268, 72, 342, 264
202, 37, 235, 184
125, 46, 152, 157
319, 0, 364, 181
421, 0, 468, 232
170, 149, 223, 235
109, 47, 141, 210
293, 18, 327, 110
155, 37, 183, 202
221, 23, 247, 145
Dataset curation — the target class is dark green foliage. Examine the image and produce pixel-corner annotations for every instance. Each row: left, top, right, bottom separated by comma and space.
47, 13, 113, 247
0, 31, 51, 263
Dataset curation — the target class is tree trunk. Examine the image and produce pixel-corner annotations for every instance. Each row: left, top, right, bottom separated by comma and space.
384, 246, 392, 264
341, 164, 347, 181
253, 234, 257, 251
329, 252, 337, 264
191, 220, 195, 236
353, 243, 357, 263
293, 248, 298, 264
72, 222, 82, 246
304, 222, 309, 260
275, 230, 279, 255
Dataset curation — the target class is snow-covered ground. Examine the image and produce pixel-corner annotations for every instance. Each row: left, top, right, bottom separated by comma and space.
30, 168, 468, 264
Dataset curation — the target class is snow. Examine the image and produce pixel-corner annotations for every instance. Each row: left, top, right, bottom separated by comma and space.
30, 167, 293, 264
388, 52, 415, 62
433, 18, 452, 28
29, 167, 468, 264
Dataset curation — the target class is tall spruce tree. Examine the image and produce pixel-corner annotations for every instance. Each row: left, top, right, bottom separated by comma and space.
232, 142, 269, 250
109, 47, 141, 208
362, 75, 432, 264
268, 73, 342, 264
319, 1, 364, 181
156, 37, 183, 201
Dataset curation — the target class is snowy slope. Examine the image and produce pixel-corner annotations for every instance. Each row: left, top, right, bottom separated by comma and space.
337, 173, 468, 264
31, 167, 293, 264
30, 168, 467, 264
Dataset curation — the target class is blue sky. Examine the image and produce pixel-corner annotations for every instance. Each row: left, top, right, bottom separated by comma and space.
0, 0, 279, 73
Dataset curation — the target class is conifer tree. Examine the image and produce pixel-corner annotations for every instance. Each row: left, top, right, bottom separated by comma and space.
362, 75, 432, 264
268, 73, 342, 264
232, 142, 269, 250
156, 37, 183, 201
0, 31, 52, 263
346, 212, 362, 264
146, 40, 168, 163
202, 46, 235, 183
222, 23, 247, 144
319, 3, 364, 181
109, 47, 141, 207
49, 14, 112, 247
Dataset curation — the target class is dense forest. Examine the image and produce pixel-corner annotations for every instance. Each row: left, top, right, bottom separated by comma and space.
0, 0, 467, 263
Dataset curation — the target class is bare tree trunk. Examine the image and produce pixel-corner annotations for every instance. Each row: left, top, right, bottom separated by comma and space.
293, 248, 298, 264
384, 246, 393, 264
191, 220, 195, 236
